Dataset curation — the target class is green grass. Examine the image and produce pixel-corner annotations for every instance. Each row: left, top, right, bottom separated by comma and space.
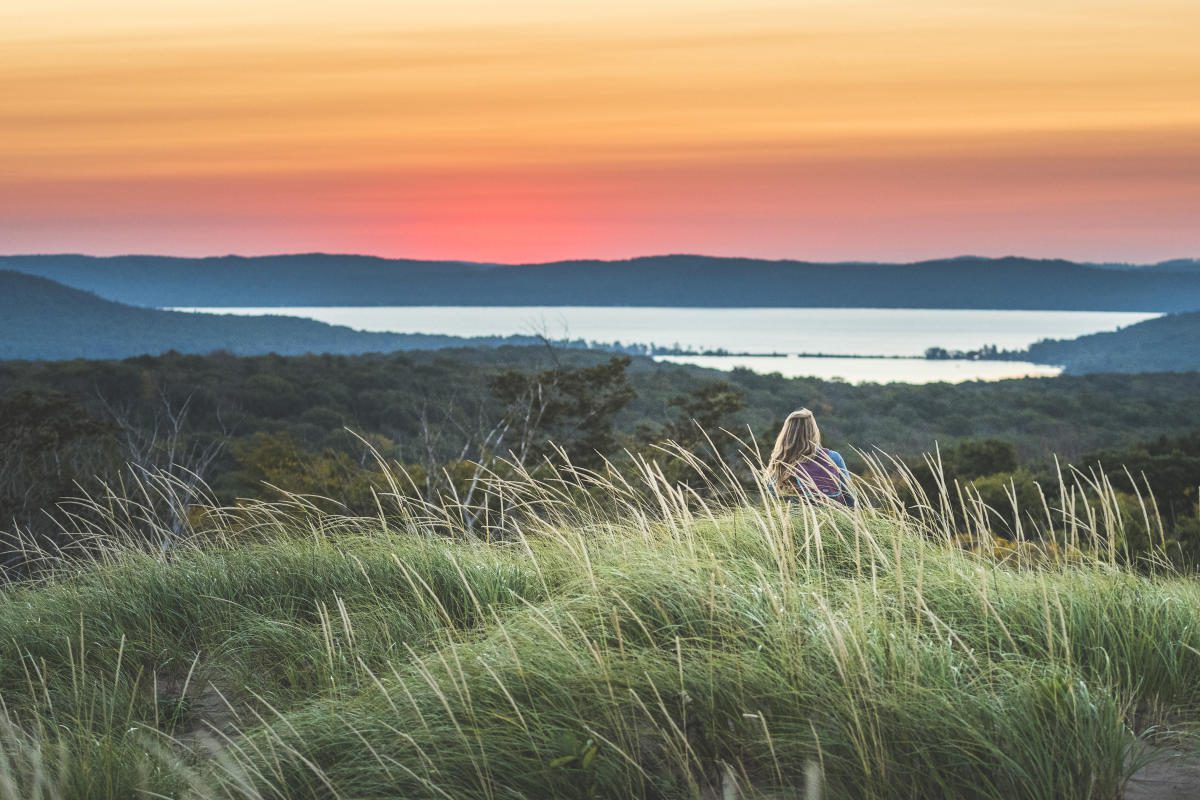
0, 455, 1198, 799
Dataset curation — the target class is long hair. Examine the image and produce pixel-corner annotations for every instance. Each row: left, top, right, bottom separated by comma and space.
766, 408, 823, 491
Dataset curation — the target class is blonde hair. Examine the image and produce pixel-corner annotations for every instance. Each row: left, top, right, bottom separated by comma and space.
766, 408, 822, 491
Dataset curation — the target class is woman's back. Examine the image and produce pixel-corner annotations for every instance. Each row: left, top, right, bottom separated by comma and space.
791, 448, 853, 505
766, 409, 854, 507
792, 448, 843, 496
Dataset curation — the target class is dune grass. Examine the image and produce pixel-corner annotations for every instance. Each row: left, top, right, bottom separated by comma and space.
0, 449, 1198, 799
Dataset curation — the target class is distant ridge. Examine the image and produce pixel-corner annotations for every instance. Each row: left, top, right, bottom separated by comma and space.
0, 271, 599, 361
3, 254, 1200, 311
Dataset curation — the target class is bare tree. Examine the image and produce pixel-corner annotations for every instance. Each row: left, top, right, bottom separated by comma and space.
95, 384, 231, 542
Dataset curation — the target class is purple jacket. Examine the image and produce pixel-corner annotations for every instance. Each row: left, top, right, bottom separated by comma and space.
791, 448, 853, 505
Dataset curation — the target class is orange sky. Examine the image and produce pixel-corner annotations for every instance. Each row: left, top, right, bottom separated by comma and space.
3, 0, 1198, 262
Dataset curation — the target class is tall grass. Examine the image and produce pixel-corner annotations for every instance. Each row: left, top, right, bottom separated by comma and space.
0, 442, 1197, 798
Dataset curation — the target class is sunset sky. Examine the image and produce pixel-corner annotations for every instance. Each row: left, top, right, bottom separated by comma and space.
3, 0, 1198, 263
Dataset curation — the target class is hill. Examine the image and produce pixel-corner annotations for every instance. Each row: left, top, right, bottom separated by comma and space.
1147, 258, 1200, 273
4, 253, 1200, 311
0, 462, 1197, 798
1023, 311, 1200, 373
0, 271, 605, 360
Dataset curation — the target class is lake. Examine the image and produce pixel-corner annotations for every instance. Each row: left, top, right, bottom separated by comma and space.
653, 355, 1063, 383
177, 306, 1157, 384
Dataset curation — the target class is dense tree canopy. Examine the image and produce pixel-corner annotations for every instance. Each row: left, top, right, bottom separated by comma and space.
3, 347, 1199, 571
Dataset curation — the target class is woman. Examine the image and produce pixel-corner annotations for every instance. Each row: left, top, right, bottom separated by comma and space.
766, 408, 854, 507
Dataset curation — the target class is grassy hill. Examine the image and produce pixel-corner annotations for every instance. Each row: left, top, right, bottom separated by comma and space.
5, 253, 1200, 311
0, 460, 1197, 799
1024, 311, 1200, 373
0, 271, 600, 360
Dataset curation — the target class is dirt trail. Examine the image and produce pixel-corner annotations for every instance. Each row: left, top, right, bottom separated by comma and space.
1124, 744, 1200, 800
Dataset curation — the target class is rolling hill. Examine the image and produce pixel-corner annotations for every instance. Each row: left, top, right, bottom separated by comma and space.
4, 253, 1200, 311
0, 271, 593, 360
1, 465, 1198, 798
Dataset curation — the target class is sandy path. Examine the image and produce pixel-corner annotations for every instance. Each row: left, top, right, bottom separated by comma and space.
1124, 744, 1200, 800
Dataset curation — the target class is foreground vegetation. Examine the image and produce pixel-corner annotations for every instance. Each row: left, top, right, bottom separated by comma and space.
0, 449, 1198, 799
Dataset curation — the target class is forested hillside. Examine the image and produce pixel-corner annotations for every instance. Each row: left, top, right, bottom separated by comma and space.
5, 347, 1199, 465
0, 271, 606, 360
1023, 310, 1200, 373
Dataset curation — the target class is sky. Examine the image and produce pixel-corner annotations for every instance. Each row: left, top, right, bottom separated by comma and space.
3, 0, 1198, 263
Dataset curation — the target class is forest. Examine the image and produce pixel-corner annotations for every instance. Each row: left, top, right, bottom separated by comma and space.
4, 346, 1199, 574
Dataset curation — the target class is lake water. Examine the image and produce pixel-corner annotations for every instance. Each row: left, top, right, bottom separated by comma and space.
177, 306, 1157, 384
655, 355, 1063, 383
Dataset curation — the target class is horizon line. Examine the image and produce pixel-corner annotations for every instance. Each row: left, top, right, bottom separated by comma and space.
3, 252, 1198, 269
